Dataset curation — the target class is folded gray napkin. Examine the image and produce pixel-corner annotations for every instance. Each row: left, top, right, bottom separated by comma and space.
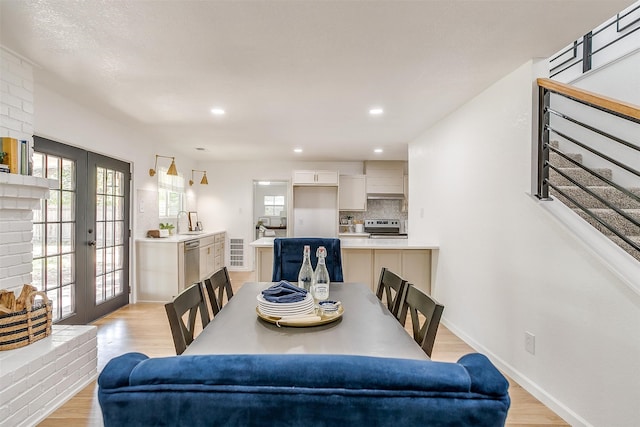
261, 281, 308, 303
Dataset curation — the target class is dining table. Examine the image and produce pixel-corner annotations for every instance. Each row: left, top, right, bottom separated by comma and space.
184, 282, 428, 360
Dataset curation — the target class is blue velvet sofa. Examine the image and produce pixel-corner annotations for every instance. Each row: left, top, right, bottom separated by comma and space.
98, 352, 510, 426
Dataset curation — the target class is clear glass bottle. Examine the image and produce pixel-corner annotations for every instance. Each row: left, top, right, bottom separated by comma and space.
297, 245, 314, 291
312, 246, 330, 303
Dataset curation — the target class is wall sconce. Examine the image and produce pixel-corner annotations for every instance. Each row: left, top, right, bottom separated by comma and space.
149, 155, 178, 177
190, 169, 208, 186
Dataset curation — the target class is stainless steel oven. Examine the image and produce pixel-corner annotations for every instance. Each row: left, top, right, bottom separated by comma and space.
364, 219, 408, 239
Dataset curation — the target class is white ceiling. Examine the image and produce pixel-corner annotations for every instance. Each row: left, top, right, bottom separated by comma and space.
0, 0, 632, 162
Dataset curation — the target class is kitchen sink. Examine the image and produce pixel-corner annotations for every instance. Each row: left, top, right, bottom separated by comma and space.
180, 231, 204, 235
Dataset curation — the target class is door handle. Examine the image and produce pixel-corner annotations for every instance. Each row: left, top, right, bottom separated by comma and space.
88, 240, 96, 246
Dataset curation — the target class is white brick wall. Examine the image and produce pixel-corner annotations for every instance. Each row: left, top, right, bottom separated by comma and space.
0, 174, 54, 293
1, 48, 34, 142
0, 325, 98, 427
1, 48, 44, 295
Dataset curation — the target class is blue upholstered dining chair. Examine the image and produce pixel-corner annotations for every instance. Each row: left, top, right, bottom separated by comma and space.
272, 238, 344, 282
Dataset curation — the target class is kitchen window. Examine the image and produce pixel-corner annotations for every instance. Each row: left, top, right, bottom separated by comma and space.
158, 167, 185, 218
264, 195, 285, 216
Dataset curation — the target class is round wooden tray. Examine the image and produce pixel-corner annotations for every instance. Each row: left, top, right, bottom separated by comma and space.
256, 306, 344, 327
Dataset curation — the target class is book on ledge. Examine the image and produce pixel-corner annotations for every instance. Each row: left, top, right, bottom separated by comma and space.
1, 137, 32, 175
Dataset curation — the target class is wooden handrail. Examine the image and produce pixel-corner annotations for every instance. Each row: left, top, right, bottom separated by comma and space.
537, 78, 640, 121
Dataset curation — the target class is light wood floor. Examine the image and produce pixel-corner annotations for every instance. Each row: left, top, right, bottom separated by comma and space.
39, 272, 568, 426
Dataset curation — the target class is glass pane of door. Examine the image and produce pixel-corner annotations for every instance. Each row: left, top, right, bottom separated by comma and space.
32, 151, 77, 322
95, 166, 127, 304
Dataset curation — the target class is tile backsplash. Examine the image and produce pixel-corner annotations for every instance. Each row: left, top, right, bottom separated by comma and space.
340, 199, 407, 222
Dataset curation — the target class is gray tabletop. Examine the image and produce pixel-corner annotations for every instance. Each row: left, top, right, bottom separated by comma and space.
184, 282, 428, 360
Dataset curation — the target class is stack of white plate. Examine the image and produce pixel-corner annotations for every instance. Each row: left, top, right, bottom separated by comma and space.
257, 293, 315, 317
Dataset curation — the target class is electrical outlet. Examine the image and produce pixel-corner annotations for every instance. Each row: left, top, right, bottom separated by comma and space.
525, 332, 535, 355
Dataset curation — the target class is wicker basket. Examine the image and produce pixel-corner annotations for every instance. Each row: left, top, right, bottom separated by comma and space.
0, 291, 52, 351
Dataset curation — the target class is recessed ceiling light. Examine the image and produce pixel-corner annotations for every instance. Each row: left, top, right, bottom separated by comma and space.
369, 108, 384, 115
211, 108, 225, 115
374, 148, 383, 153
294, 148, 303, 153
195, 147, 206, 151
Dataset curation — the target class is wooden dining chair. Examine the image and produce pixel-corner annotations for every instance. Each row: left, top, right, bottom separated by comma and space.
164, 282, 211, 355
203, 267, 234, 317
397, 284, 444, 358
375, 267, 408, 318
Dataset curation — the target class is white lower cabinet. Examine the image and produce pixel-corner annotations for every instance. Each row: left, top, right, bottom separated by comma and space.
256, 247, 274, 282
136, 241, 185, 302
199, 232, 226, 280
400, 250, 431, 294
214, 232, 225, 272
372, 249, 431, 294
342, 249, 374, 291
199, 236, 216, 281
137, 231, 226, 302
373, 250, 402, 292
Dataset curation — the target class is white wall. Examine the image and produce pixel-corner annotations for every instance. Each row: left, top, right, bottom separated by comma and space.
409, 60, 640, 426
572, 48, 640, 105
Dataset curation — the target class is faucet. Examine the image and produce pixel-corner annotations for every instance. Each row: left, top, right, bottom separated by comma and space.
176, 211, 189, 234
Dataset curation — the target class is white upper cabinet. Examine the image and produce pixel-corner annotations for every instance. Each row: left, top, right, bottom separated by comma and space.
292, 170, 338, 186
339, 175, 367, 211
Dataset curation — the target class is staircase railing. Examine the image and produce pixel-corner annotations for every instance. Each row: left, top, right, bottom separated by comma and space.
550, 3, 640, 79
536, 78, 640, 256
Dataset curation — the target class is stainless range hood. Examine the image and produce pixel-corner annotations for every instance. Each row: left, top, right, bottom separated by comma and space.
366, 193, 405, 200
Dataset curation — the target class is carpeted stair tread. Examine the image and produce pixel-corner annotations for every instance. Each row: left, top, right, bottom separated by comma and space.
549, 151, 583, 168
574, 209, 640, 236
551, 186, 640, 209
549, 168, 613, 187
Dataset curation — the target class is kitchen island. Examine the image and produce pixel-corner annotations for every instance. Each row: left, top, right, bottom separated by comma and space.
250, 237, 439, 294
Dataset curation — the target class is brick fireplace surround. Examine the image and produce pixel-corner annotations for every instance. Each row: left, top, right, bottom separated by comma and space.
0, 173, 98, 426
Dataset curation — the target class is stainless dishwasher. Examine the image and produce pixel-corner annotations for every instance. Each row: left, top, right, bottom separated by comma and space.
183, 239, 200, 290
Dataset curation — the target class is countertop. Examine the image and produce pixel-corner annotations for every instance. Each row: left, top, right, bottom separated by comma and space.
249, 237, 438, 250
135, 230, 225, 243
338, 232, 371, 238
